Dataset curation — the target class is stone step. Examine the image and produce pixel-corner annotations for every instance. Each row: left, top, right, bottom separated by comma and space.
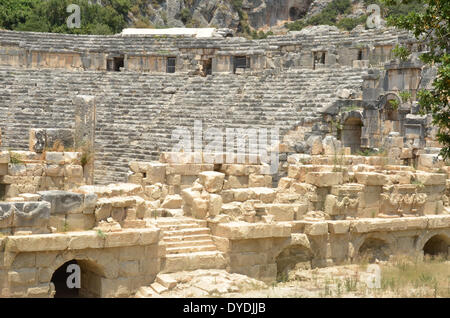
163, 233, 214, 243
166, 244, 218, 254
163, 227, 211, 237
158, 223, 202, 231
162, 251, 227, 273
155, 218, 207, 227
150, 282, 168, 294
165, 239, 214, 248
155, 274, 177, 290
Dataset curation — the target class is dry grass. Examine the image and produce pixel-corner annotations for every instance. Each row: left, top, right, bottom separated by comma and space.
377, 254, 450, 297
226, 254, 449, 298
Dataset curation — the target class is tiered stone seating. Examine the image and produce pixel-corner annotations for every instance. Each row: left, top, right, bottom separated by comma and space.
0, 67, 368, 184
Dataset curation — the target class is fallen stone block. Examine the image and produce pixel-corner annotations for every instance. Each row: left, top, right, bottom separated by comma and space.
161, 195, 182, 209
199, 171, 225, 193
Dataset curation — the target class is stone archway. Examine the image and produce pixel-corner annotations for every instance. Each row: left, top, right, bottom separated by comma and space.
357, 238, 391, 263
423, 234, 449, 259
50, 257, 106, 298
275, 244, 313, 279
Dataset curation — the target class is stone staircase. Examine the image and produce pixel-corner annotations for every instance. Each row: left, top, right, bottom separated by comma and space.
153, 217, 227, 273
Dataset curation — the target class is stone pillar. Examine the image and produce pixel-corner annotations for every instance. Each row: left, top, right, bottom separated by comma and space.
74, 95, 96, 184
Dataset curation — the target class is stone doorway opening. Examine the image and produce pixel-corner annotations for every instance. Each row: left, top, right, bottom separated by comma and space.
50, 259, 104, 298
202, 58, 212, 76
313, 52, 326, 70
342, 117, 363, 153
167, 57, 176, 73
423, 235, 449, 259
233, 56, 249, 74
107, 55, 124, 72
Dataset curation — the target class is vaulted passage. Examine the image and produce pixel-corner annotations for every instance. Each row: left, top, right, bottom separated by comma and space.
50, 259, 105, 298
51, 260, 80, 298
423, 235, 449, 259
358, 238, 390, 263
276, 245, 312, 279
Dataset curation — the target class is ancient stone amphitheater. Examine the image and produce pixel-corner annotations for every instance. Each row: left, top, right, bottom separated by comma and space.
0, 26, 448, 298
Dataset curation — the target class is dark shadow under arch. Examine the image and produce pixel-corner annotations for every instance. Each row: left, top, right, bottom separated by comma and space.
358, 238, 390, 263
276, 245, 312, 279
50, 258, 105, 298
423, 235, 449, 259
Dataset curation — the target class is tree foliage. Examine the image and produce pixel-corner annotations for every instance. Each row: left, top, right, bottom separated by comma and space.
286, 0, 423, 32
0, 0, 131, 35
384, 0, 449, 158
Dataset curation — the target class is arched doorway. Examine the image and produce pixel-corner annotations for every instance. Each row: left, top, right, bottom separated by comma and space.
50, 259, 105, 298
423, 235, 449, 259
357, 238, 390, 263
51, 260, 80, 298
342, 116, 363, 153
276, 245, 312, 280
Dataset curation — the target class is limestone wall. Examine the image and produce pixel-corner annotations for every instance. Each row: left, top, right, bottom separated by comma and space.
209, 216, 450, 282
0, 228, 161, 297
0, 28, 417, 73
0, 150, 85, 200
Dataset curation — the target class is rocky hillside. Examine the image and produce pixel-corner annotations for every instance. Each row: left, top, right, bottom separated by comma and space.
129, 0, 337, 30
129, 0, 423, 35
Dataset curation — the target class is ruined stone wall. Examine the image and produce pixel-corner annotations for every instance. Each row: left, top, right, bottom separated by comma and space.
0, 151, 85, 200
0, 228, 161, 297
0, 28, 416, 73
